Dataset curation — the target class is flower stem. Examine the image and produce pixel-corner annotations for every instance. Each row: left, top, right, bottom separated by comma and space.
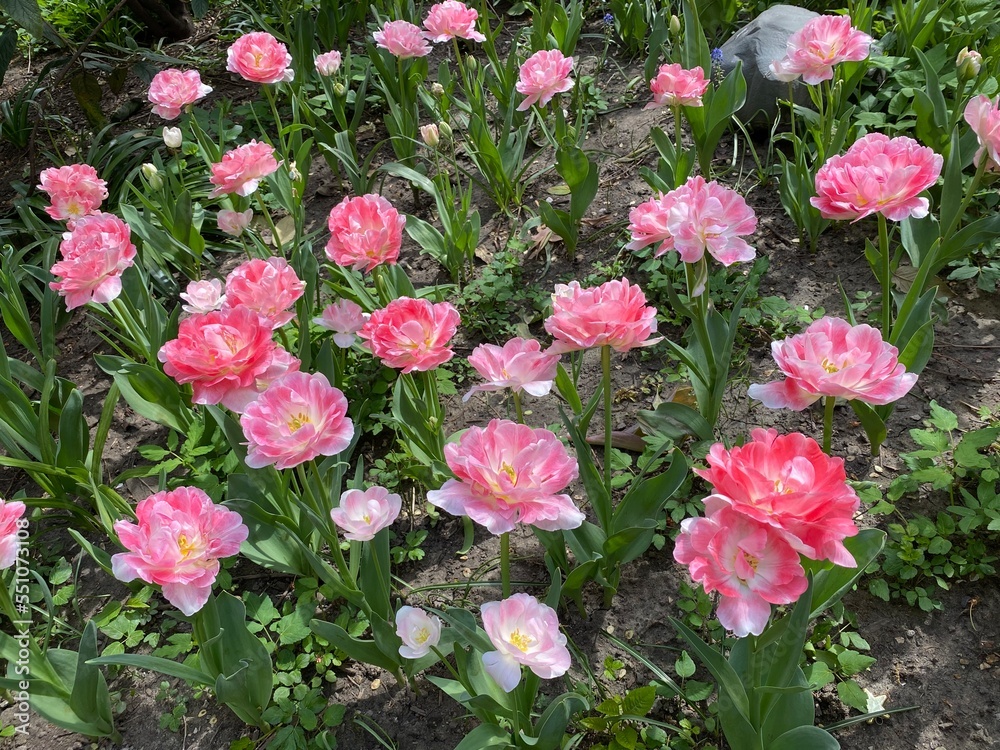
601, 344, 613, 495
823, 396, 836, 455
878, 212, 891, 334
255, 192, 283, 258
672, 104, 684, 186
500, 531, 511, 598
513, 390, 525, 425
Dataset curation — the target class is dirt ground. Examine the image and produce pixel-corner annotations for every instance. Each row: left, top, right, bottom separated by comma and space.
2, 9, 1000, 750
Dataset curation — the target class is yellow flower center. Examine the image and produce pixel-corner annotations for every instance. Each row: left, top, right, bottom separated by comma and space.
742, 551, 759, 572
413, 627, 431, 645
362, 514, 371, 524
772, 479, 794, 495
177, 534, 196, 559
253, 52, 264, 66
499, 462, 517, 484
509, 629, 534, 652
287, 412, 311, 432
821, 357, 839, 374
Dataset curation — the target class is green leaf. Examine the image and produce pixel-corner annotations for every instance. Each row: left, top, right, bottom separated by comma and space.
530, 691, 589, 750
836, 650, 876, 677
836, 679, 869, 712
770, 725, 840, 750
88, 653, 212, 685
849, 400, 887, 456
0, 0, 44, 38
70, 72, 105, 127
453, 724, 509, 750
675, 651, 696, 679
622, 685, 656, 716
669, 618, 751, 723
309, 619, 400, 674
806, 529, 886, 618
803, 662, 835, 690
928, 401, 958, 431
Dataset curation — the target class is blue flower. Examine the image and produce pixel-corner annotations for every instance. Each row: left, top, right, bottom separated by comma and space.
603, 12, 614, 27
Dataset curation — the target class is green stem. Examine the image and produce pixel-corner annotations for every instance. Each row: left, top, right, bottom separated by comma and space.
673, 104, 683, 187
601, 345, 613, 496
263, 83, 286, 154
513, 390, 525, 425
941, 154, 988, 244
500, 531, 511, 598
823, 396, 836, 455
255, 192, 283, 257
878, 212, 891, 333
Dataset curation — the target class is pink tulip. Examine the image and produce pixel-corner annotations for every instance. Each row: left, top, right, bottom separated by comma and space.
423, 1, 486, 43
748, 317, 917, 411
226, 31, 294, 84
0, 499, 26, 570
218, 208, 253, 237
111, 487, 248, 616
645, 63, 709, 109
420, 123, 440, 148
313, 299, 369, 348
209, 140, 281, 198
669, 176, 758, 265
395, 606, 442, 659
374, 20, 432, 59
427, 419, 583, 535
963, 95, 1000, 169
626, 195, 674, 253
37, 163, 108, 222
769, 14, 872, 85
695, 428, 861, 566
158, 305, 299, 412
315, 50, 342, 76
811, 133, 943, 222
481, 594, 571, 692
147, 68, 212, 120
463, 337, 560, 401
516, 49, 574, 111
49, 212, 137, 310
544, 279, 661, 354
330, 486, 402, 541
674, 506, 808, 637
359, 297, 460, 373
180, 279, 226, 314
240, 371, 354, 470
223, 257, 305, 329
325, 194, 405, 272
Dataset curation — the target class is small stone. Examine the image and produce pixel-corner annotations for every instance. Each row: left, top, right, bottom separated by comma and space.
371, 679, 381, 690
906, 629, 916, 637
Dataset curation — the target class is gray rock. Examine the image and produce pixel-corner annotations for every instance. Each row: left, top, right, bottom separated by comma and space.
718, 4, 819, 125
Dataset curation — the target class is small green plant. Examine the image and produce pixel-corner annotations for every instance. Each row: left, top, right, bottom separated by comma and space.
390, 529, 428, 565
456, 244, 548, 339
867, 401, 1000, 609
156, 681, 188, 733
579, 685, 666, 750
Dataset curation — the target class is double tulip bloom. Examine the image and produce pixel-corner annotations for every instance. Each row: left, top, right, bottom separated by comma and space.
227, 31, 294, 83
463, 337, 560, 402
330, 486, 402, 541
37, 163, 108, 223
674, 429, 860, 636
544, 279, 661, 354
147, 68, 212, 120
49, 212, 137, 310
359, 297, 460, 373
769, 14, 872, 84
481, 594, 571, 692
0, 499, 26, 570
325, 194, 405, 273
111, 487, 248, 616
423, 0, 485, 42
516, 49, 574, 111
223, 257, 305, 330
209, 140, 281, 198
963, 94, 1000, 170
645, 63, 709, 109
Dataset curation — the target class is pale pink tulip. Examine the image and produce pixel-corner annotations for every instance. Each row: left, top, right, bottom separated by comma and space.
374, 20, 432, 59
223, 257, 305, 329
330, 486, 402, 541
963, 95, 1000, 169
37, 163, 108, 222
49, 212, 137, 310
748, 317, 917, 411
209, 140, 281, 198
695, 428, 860, 566
770, 14, 871, 85
674, 506, 808, 637
315, 50, 342, 76
395, 606, 442, 659
313, 299, 369, 348
359, 297, 460, 373
180, 279, 226, 314
463, 337, 560, 401
111, 487, 248, 616
516, 49, 574, 111
656, 176, 758, 266
956, 47, 982, 79
148, 68, 212, 120
420, 123, 440, 148
427, 419, 583, 535
218, 208, 253, 237
158, 305, 300, 412
325, 194, 405, 272
811, 133, 943, 221
645, 63, 709, 109
0, 499, 26, 570
423, 1, 486, 42
626, 195, 675, 253
481, 594, 571, 692
544, 279, 661, 354
227, 31, 294, 84
240, 371, 353, 470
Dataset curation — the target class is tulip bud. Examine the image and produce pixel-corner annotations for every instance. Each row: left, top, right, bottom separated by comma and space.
332, 82, 346, 97
288, 161, 302, 183
431, 82, 445, 98
162, 126, 182, 149
141, 163, 163, 190
437, 120, 453, 140
420, 123, 440, 148
669, 14, 681, 36
465, 54, 477, 72
957, 47, 982, 81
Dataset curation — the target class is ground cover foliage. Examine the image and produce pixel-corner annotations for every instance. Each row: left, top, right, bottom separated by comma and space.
1, 0, 1000, 748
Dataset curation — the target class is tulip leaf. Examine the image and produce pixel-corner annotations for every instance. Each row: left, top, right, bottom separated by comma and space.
529, 691, 589, 750
805, 529, 886, 618
769, 725, 840, 750
452, 723, 510, 750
